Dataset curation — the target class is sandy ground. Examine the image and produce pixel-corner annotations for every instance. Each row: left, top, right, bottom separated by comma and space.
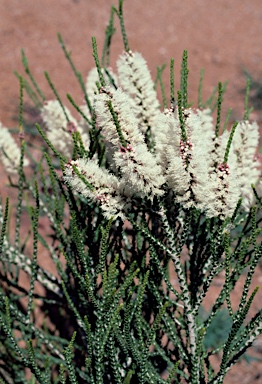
0, 0, 262, 382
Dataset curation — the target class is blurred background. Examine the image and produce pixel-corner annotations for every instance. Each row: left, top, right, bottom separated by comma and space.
0, 1, 262, 383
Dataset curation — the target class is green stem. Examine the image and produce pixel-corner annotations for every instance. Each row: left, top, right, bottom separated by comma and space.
177, 90, 187, 142
114, 0, 130, 52
223, 122, 238, 164
92, 37, 106, 88
215, 82, 223, 137
170, 58, 175, 107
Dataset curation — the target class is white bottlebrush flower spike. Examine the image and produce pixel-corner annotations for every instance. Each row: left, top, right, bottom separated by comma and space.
63, 158, 128, 220
117, 50, 160, 134
0, 122, 29, 174
41, 100, 90, 157
205, 162, 241, 219
153, 108, 181, 170
232, 120, 261, 210
154, 107, 245, 219
154, 107, 214, 172
162, 108, 214, 211
41, 100, 77, 157
85, 67, 118, 102
207, 129, 235, 173
79, 67, 118, 145
93, 86, 166, 199
202, 128, 241, 218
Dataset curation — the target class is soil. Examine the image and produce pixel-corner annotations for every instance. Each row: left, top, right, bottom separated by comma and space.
0, 0, 262, 383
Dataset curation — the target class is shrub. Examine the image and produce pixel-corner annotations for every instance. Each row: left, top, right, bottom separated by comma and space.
0, 1, 261, 383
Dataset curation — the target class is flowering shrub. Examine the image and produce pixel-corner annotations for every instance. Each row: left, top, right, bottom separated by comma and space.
0, 1, 261, 383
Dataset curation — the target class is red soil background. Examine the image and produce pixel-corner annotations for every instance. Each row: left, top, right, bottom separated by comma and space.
0, 0, 262, 382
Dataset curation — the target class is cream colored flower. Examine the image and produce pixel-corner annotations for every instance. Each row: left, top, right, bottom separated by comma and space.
85, 67, 118, 101
41, 100, 90, 157
41, 100, 76, 157
93, 86, 165, 198
232, 120, 261, 210
0, 122, 29, 174
163, 108, 214, 210
153, 108, 180, 170
202, 128, 240, 219
117, 51, 160, 134
205, 162, 241, 219
155, 107, 241, 218
63, 158, 128, 220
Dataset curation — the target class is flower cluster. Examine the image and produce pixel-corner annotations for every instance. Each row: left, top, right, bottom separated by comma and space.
154, 106, 261, 218
117, 50, 161, 134
63, 158, 128, 220
61, 52, 261, 220
0, 122, 29, 174
93, 86, 166, 199
1, 51, 260, 221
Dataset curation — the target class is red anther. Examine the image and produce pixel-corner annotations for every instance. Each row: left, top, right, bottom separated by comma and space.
100, 87, 113, 97
218, 163, 230, 176
67, 121, 77, 134
96, 193, 109, 203
126, 144, 134, 152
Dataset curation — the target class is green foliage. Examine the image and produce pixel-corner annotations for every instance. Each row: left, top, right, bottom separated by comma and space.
0, 1, 261, 383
